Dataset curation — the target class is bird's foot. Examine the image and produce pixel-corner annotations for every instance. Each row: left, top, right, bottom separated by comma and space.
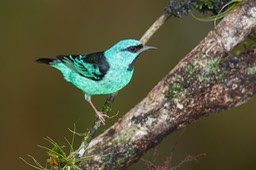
95, 111, 109, 125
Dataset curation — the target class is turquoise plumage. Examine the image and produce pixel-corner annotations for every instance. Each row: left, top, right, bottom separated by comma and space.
37, 39, 156, 124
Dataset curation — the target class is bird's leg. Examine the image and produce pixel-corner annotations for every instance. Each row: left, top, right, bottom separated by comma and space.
84, 94, 109, 124
88, 100, 109, 124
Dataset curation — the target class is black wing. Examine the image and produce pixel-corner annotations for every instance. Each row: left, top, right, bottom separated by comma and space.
57, 52, 110, 81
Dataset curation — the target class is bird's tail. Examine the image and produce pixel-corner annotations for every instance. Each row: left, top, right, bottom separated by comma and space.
36, 58, 59, 65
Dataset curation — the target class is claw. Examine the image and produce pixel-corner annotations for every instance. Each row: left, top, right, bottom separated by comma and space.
95, 111, 109, 125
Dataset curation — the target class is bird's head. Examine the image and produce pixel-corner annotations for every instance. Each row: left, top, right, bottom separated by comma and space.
105, 39, 156, 71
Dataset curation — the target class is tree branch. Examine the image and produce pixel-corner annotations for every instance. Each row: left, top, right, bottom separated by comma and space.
140, 13, 172, 45
76, 1, 256, 169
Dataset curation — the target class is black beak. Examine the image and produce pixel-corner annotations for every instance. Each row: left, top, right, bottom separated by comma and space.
138, 45, 157, 53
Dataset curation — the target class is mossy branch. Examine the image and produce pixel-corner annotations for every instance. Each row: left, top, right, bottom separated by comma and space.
75, 1, 256, 169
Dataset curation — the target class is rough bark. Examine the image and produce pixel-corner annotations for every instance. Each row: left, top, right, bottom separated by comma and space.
77, 1, 256, 169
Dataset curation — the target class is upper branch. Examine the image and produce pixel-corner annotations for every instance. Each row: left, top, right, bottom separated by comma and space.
78, 1, 256, 169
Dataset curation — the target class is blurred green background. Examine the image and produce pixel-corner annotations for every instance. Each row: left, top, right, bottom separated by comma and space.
1, 0, 255, 169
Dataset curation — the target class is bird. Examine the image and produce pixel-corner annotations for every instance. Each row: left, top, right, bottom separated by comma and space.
36, 39, 156, 124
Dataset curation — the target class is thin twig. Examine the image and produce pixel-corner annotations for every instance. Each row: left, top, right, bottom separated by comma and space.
140, 13, 172, 45
75, 92, 119, 158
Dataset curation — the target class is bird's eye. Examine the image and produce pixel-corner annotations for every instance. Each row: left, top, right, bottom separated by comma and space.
127, 46, 137, 53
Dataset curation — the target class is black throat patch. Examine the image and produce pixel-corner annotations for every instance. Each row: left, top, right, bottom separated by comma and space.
127, 55, 140, 71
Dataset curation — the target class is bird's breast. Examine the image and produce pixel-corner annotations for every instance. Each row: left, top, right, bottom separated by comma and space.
56, 62, 134, 95
100, 66, 134, 94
